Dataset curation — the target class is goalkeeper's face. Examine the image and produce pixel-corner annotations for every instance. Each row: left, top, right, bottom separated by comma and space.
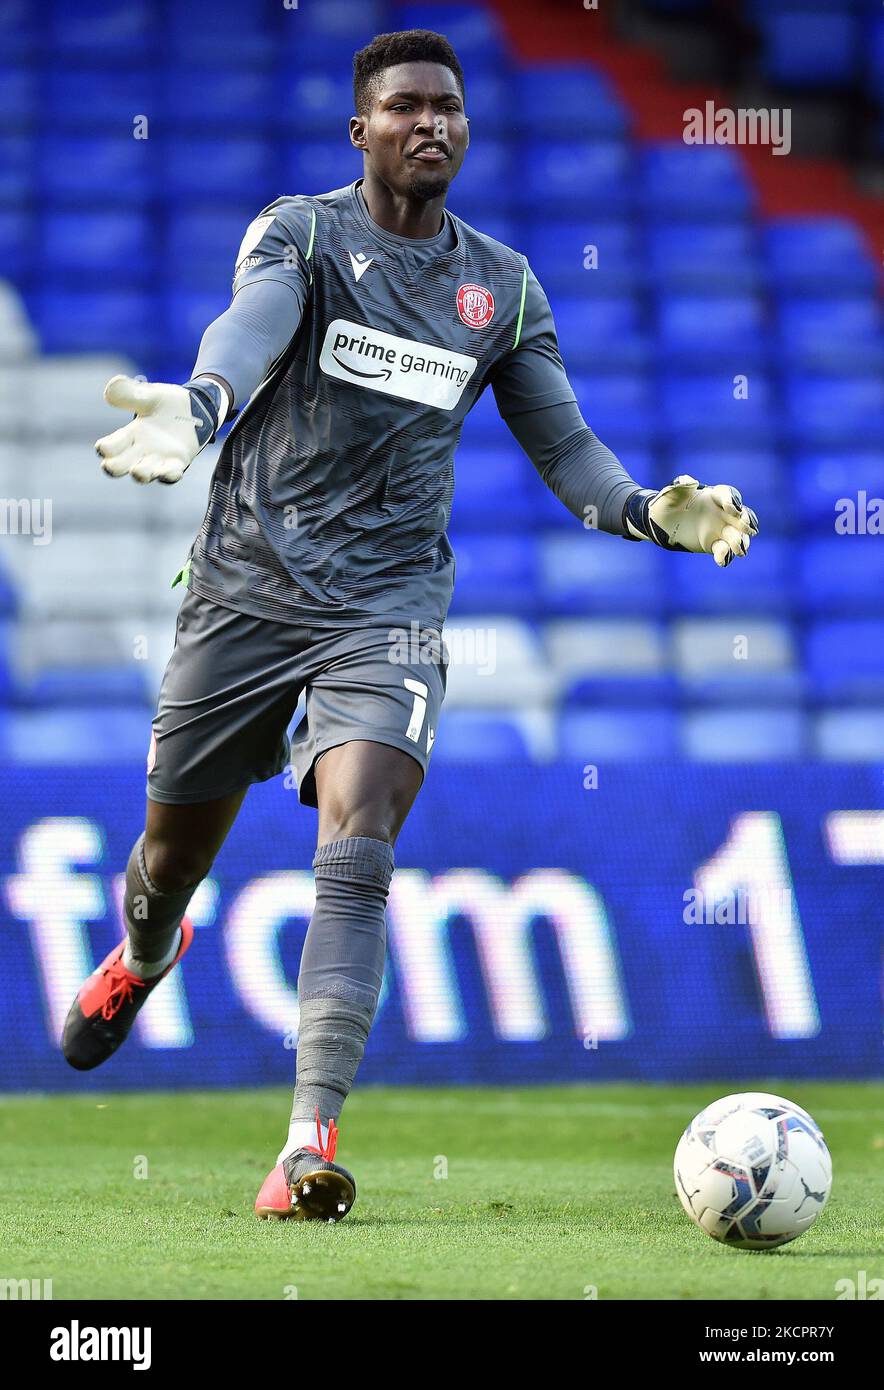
352, 61, 469, 202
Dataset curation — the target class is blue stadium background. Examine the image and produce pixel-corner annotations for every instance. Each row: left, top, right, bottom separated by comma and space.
0, 0, 881, 1089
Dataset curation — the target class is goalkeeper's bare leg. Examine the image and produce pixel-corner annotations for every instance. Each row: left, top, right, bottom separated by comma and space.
62, 792, 246, 1071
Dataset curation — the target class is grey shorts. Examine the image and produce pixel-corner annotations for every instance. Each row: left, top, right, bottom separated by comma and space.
147, 588, 447, 808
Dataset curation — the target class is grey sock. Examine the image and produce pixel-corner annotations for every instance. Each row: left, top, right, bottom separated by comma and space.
123, 834, 197, 972
291, 836, 394, 1125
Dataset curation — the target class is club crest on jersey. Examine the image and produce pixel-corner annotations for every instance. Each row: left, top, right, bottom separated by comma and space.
456, 283, 494, 329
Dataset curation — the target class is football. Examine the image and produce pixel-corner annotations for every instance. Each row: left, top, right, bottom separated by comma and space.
674, 1091, 832, 1250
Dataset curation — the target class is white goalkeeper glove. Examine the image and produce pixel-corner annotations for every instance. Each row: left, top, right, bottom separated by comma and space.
624, 475, 759, 567
95, 374, 228, 485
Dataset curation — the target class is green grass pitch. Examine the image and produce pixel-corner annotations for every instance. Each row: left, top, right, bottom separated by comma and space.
1, 1083, 880, 1300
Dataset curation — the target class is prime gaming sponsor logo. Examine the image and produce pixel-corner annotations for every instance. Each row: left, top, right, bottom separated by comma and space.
320, 319, 477, 410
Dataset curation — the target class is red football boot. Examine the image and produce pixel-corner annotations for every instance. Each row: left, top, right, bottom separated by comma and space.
255, 1110, 356, 1222
62, 918, 193, 1071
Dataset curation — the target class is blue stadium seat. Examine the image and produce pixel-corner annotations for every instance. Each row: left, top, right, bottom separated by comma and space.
448, 533, 540, 614
1, 708, 150, 763
295, 0, 389, 42
165, 207, 256, 288
48, 0, 156, 54
814, 708, 884, 760
44, 70, 158, 126
522, 222, 638, 293
570, 373, 656, 445
433, 711, 533, 762
522, 141, 634, 215
450, 448, 536, 530
0, 622, 14, 703
40, 211, 154, 279
669, 536, 793, 615
660, 373, 774, 439
512, 66, 628, 136
776, 295, 884, 369
683, 707, 807, 760
655, 293, 767, 358
540, 533, 666, 615
762, 218, 877, 291
161, 139, 276, 201
754, 8, 860, 87
553, 296, 648, 368
163, 66, 276, 126
280, 71, 357, 136
559, 707, 679, 759
39, 136, 153, 199
794, 449, 884, 527
456, 74, 514, 138
32, 289, 156, 354
0, 135, 33, 202
444, 141, 516, 214
391, 5, 508, 63
285, 141, 362, 197
638, 142, 754, 217
163, 286, 231, 357
0, 209, 31, 269
0, 0, 36, 57
646, 223, 760, 289
800, 538, 884, 614
0, 65, 35, 124
806, 621, 884, 701
784, 373, 884, 444
17, 668, 151, 708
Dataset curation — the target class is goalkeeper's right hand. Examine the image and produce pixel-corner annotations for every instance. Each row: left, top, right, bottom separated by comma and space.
95, 375, 224, 485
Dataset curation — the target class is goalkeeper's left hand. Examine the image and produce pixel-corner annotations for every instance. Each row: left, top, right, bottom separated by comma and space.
623, 475, 759, 568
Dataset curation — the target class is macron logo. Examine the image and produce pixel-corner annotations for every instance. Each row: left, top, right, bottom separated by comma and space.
349, 250, 374, 283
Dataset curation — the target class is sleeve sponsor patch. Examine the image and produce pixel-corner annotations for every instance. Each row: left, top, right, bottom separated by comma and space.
235, 215, 275, 270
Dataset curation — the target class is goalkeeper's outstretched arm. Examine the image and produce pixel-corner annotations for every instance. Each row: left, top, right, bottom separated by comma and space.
491, 260, 758, 566
95, 202, 311, 485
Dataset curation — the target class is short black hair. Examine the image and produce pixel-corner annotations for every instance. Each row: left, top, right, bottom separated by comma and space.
353, 29, 465, 117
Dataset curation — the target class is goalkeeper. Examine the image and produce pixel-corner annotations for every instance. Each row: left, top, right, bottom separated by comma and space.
62, 29, 758, 1224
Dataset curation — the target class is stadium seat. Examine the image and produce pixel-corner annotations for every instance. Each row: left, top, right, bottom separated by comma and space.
32, 290, 156, 357
646, 223, 760, 290
285, 141, 362, 197
682, 706, 807, 760
540, 532, 667, 615
544, 618, 677, 705
448, 533, 539, 614
521, 141, 634, 215
669, 537, 793, 615
161, 139, 276, 201
814, 708, 884, 760
0, 64, 35, 123
12, 356, 135, 439
673, 618, 803, 702
163, 66, 276, 127
44, 70, 158, 126
794, 449, 884, 528
391, 4, 508, 62
48, 0, 156, 54
552, 296, 648, 368
776, 295, 884, 369
522, 222, 638, 294
660, 373, 774, 440
17, 666, 151, 708
282, 71, 360, 135
762, 218, 878, 292
442, 618, 553, 709
805, 621, 884, 702
754, 8, 860, 87
638, 143, 754, 218
40, 211, 154, 280
570, 373, 656, 445
165, 208, 256, 288
0, 135, 33, 202
38, 136, 154, 200
800, 538, 884, 614
558, 706, 679, 759
512, 66, 629, 136
0, 707, 150, 762
432, 709, 540, 762
784, 373, 884, 445
655, 293, 767, 359
450, 447, 536, 529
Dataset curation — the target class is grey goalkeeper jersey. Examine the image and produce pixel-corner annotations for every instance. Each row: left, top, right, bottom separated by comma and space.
188, 178, 635, 629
